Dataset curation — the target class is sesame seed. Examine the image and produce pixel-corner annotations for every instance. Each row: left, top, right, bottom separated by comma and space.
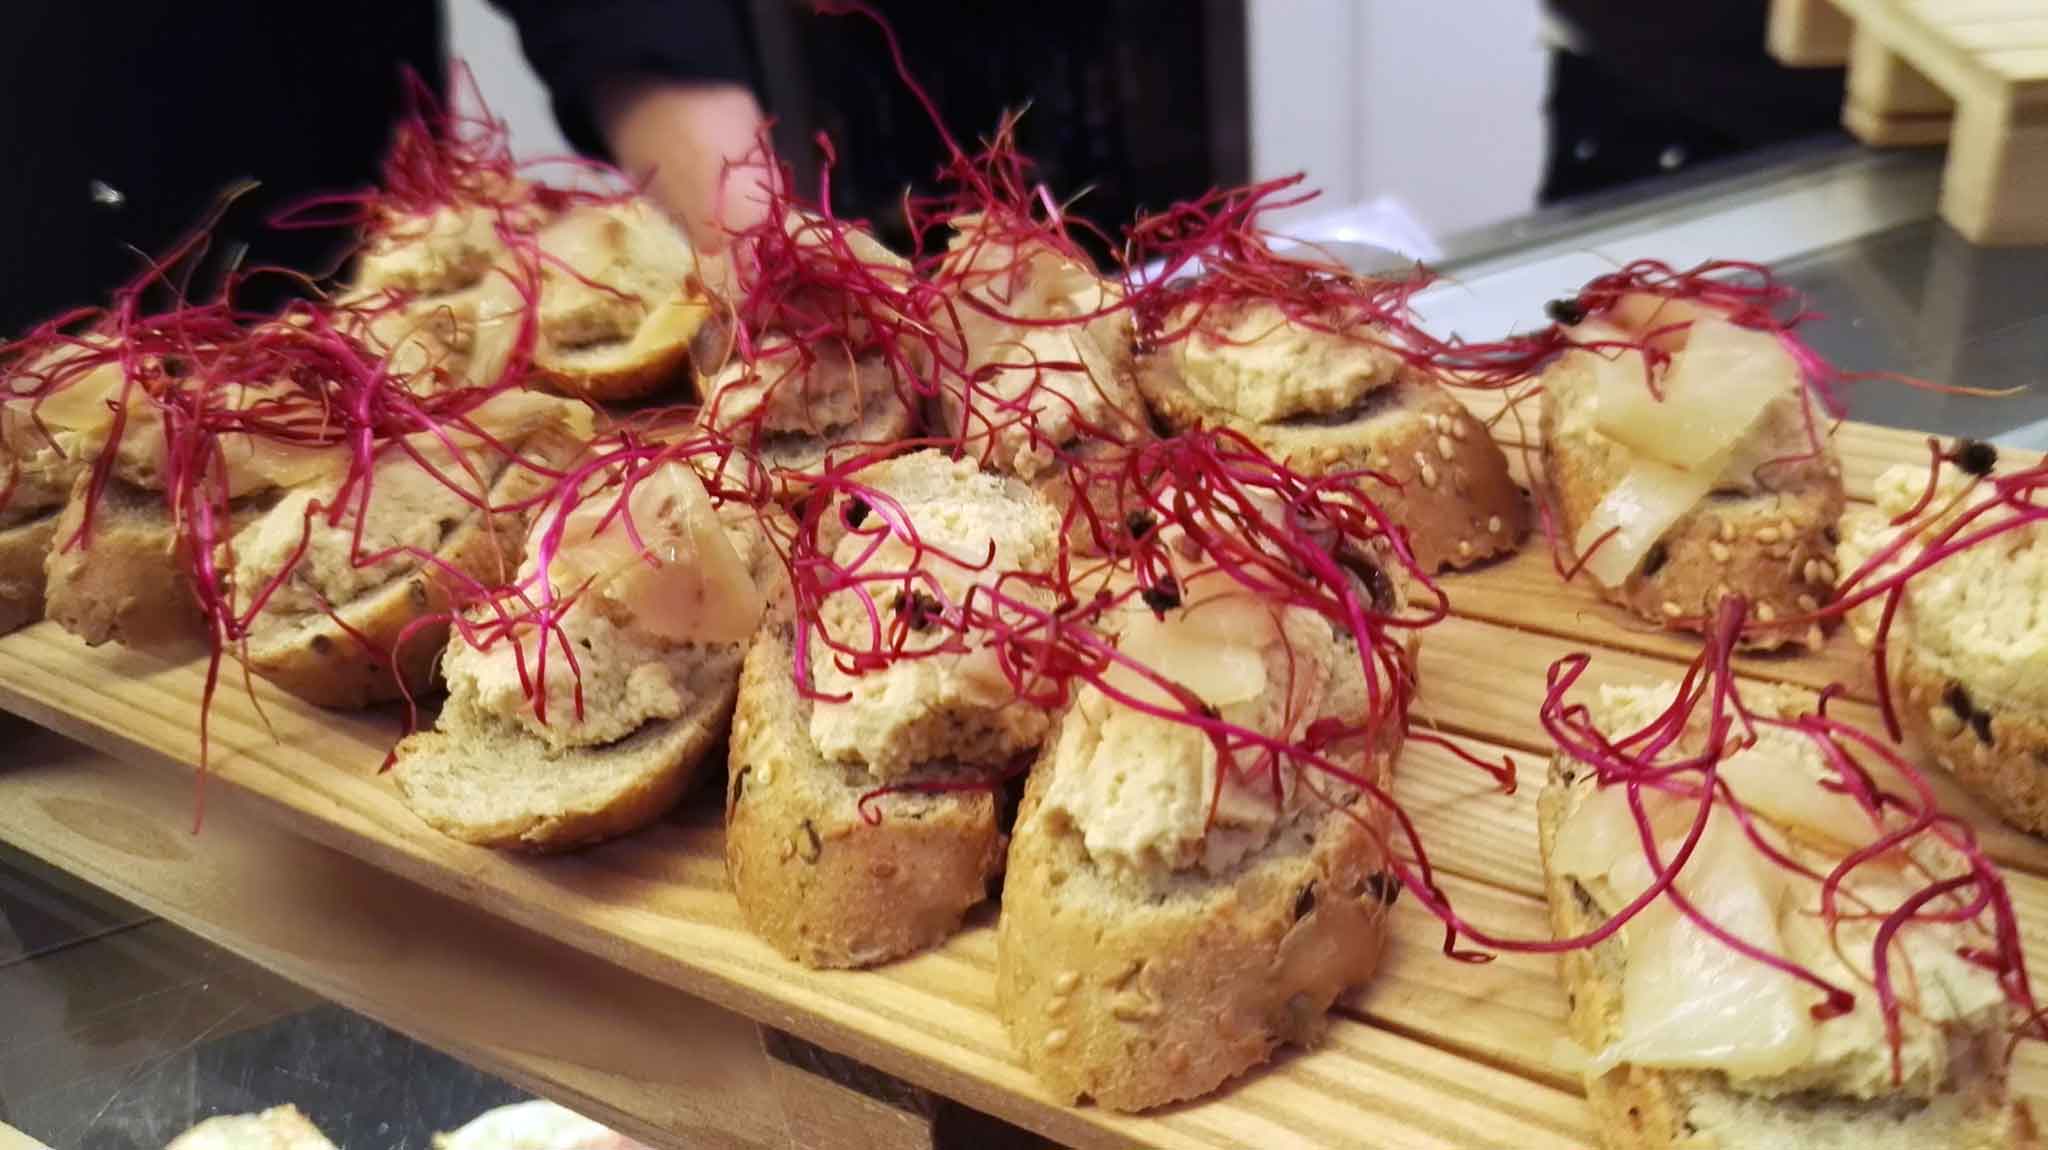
1757, 603, 1777, 622
1458, 539, 1473, 558
1420, 463, 1440, 489
1661, 600, 1684, 618
1412, 450, 1429, 472
1718, 520, 1735, 543
1450, 421, 1469, 440
1053, 972, 1079, 994
1755, 526, 1781, 544
1438, 435, 1456, 461
1043, 1028, 1070, 1051
1487, 515, 1503, 534
1709, 542, 1731, 563
1797, 593, 1819, 612
1045, 995, 1068, 1016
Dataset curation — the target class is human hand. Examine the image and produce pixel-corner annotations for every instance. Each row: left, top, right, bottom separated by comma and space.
596, 79, 777, 254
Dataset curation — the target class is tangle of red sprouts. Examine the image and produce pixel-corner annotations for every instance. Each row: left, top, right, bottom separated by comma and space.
1820, 440, 2046, 740
1538, 596, 2043, 1081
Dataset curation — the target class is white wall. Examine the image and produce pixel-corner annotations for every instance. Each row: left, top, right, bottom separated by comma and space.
446, 0, 571, 160
1249, 0, 1548, 245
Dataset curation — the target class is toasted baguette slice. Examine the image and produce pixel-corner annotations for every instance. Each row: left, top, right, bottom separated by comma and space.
699, 349, 920, 492
725, 620, 1005, 968
232, 422, 584, 709
1838, 465, 2048, 833
42, 474, 268, 648
1137, 351, 1526, 572
392, 644, 743, 852
996, 712, 1398, 1111
0, 512, 58, 635
1538, 335, 1844, 651
392, 485, 783, 852
1537, 761, 2036, 1150
528, 200, 710, 403
166, 1105, 338, 1150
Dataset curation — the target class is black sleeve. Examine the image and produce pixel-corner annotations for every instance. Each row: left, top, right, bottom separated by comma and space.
489, 0, 759, 159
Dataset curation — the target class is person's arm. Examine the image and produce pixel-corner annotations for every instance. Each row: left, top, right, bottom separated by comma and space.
491, 0, 775, 250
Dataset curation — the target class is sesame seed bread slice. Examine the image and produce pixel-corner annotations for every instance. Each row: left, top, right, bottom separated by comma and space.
527, 201, 711, 404
391, 643, 745, 852
724, 619, 1006, 969
1536, 760, 2037, 1150
232, 422, 585, 709
1539, 349, 1843, 650
995, 718, 1399, 1111
1137, 352, 1527, 572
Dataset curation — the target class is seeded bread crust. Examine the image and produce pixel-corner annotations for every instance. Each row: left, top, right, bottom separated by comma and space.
1886, 641, 2048, 835
725, 620, 1005, 969
236, 425, 583, 709
390, 645, 742, 852
996, 714, 1400, 1111
0, 513, 57, 635
1538, 357, 1844, 651
1136, 354, 1527, 572
42, 474, 228, 648
1536, 761, 2036, 1150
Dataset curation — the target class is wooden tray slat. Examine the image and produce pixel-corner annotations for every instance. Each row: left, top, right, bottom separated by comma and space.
0, 405, 2041, 1147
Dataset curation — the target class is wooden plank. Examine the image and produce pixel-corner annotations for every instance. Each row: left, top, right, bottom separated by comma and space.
1769, 0, 1855, 66
0, 728, 793, 1150
1943, 96, 2048, 243
0, 689, 1598, 1149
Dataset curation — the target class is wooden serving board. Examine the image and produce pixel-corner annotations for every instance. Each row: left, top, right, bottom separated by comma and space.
0, 411, 2040, 1150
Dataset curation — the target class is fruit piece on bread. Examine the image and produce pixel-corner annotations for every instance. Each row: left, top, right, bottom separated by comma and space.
1136, 298, 1526, 572
934, 220, 1147, 481
526, 199, 714, 403
726, 450, 1059, 966
997, 574, 1405, 1110
1838, 460, 2048, 833
1537, 683, 2034, 1150
166, 1105, 338, 1150
393, 454, 782, 851
1540, 299, 1842, 649
227, 393, 590, 708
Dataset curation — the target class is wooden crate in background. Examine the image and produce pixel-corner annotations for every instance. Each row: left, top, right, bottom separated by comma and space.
1771, 0, 2048, 244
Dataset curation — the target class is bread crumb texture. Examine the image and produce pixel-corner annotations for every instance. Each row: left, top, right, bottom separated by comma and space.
807, 451, 1060, 777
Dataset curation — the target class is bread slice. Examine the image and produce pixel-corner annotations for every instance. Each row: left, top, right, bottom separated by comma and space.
1838, 465, 2048, 833
1536, 760, 2036, 1149
231, 422, 584, 709
1136, 347, 1526, 572
527, 200, 711, 403
42, 473, 240, 648
0, 513, 58, 635
165, 1105, 338, 1150
996, 693, 1399, 1111
697, 347, 920, 491
391, 643, 744, 852
392, 486, 785, 852
724, 619, 1005, 968
1539, 345, 1844, 650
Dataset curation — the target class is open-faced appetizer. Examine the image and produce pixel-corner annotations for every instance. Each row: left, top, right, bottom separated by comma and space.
1539, 288, 1844, 648
725, 450, 1058, 967
695, 212, 921, 487
393, 441, 783, 850
1540, 669, 2035, 1149
1838, 450, 2048, 833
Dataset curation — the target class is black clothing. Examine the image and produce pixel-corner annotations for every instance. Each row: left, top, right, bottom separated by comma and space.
1540, 1, 1846, 204
0, 3, 753, 336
